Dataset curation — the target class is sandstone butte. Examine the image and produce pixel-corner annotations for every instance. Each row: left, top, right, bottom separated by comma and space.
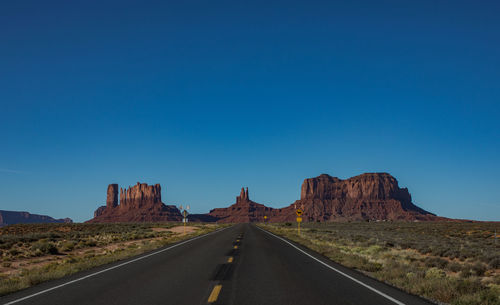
87, 183, 182, 223
88, 173, 446, 223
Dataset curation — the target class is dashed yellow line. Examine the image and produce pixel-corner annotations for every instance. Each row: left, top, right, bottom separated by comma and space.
227, 256, 233, 263
207, 284, 222, 303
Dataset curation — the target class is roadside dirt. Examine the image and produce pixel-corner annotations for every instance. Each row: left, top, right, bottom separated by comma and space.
161, 226, 198, 234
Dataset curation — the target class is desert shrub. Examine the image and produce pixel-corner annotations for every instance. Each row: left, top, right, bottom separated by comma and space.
9, 249, 21, 256
425, 257, 448, 269
471, 262, 487, 276
454, 278, 484, 295
448, 262, 462, 273
488, 257, 500, 269
48, 232, 61, 240
458, 249, 476, 261
365, 245, 384, 255
85, 240, 97, 247
31, 242, 58, 255
425, 267, 446, 279
416, 245, 432, 254
0, 240, 15, 250
59, 241, 75, 252
493, 275, 500, 285
443, 249, 461, 259
459, 264, 474, 278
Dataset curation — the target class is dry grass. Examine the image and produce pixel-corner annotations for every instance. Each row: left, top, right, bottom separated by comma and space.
0, 222, 226, 296
259, 221, 500, 305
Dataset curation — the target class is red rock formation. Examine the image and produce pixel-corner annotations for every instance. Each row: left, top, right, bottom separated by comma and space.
236, 187, 249, 203
208, 187, 274, 223
89, 173, 443, 224
273, 173, 439, 222
207, 173, 441, 223
106, 184, 118, 208
93, 206, 106, 218
88, 182, 182, 223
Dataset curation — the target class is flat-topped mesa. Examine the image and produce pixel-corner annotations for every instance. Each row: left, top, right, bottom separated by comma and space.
293, 172, 435, 221
236, 187, 250, 204
301, 173, 411, 202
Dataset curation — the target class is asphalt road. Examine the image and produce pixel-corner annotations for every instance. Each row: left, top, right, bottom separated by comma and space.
1, 224, 432, 305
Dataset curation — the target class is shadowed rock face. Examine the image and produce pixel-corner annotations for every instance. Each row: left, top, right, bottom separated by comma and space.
0, 210, 72, 227
88, 182, 182, 223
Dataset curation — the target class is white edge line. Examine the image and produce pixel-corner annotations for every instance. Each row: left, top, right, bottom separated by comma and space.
2, 226, 231, 305
256, 226, 406, 305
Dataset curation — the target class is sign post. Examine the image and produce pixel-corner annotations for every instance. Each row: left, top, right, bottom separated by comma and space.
295, 209, 303, 235
179, 205, 190, 234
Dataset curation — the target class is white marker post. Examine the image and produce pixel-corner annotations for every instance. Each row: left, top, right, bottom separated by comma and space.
182, 205, 190, 234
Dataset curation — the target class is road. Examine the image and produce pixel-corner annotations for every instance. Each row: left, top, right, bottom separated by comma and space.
1, 224, 432, 305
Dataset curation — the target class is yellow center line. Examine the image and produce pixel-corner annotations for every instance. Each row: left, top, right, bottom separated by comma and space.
227, 256, 233, 263
207, 284, 222, 303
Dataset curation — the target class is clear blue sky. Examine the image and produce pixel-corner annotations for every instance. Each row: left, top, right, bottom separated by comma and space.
1, 0, 499, 222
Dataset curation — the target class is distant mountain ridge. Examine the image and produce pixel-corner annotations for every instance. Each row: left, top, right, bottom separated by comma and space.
0, 210, 72, 227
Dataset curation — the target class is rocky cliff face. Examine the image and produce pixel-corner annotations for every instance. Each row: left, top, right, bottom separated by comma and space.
88, 182, 182, 223
0, 210, 72, 227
